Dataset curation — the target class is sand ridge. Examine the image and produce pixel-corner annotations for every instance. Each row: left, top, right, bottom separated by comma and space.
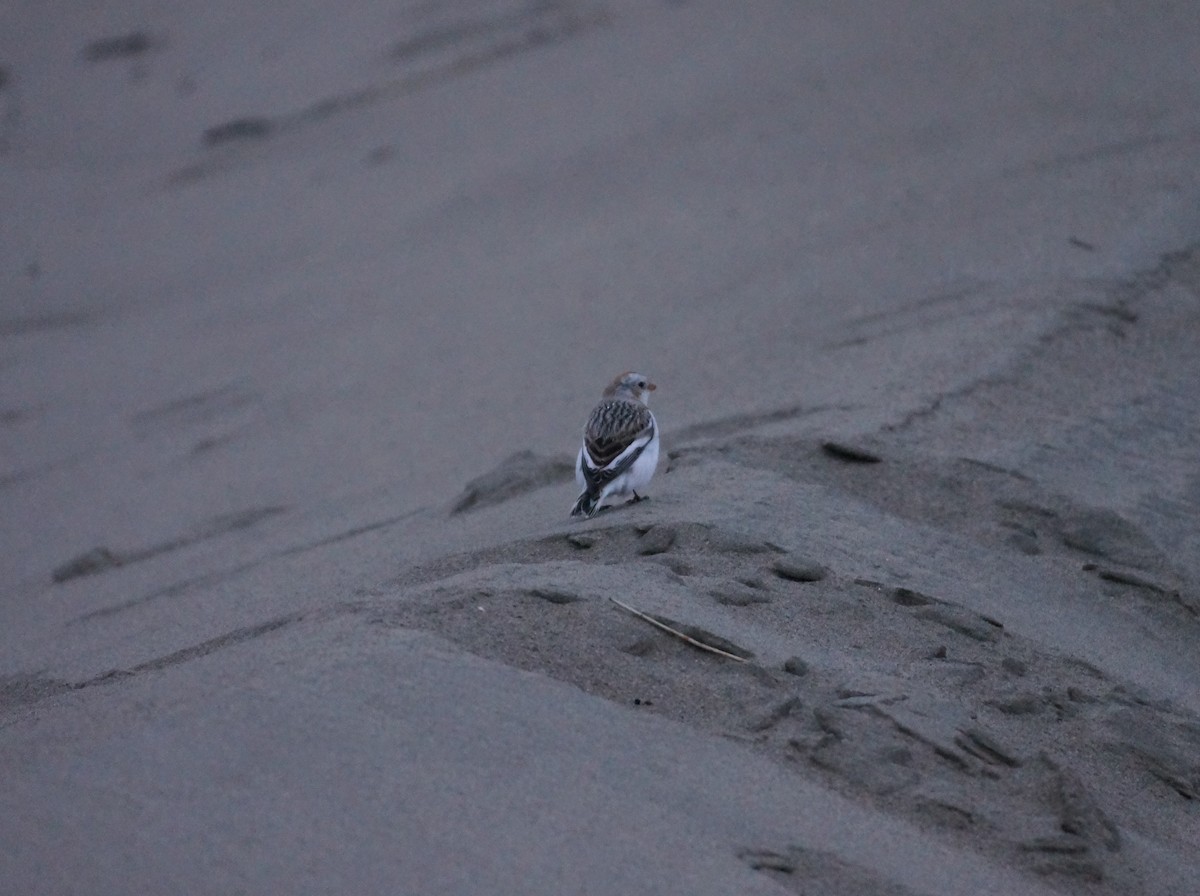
3, 3, 1200, 893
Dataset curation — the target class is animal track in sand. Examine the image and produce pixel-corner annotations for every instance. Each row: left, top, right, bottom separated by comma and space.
1, 614, 302, 720
358, 511, 1198, 891
168, 2, 611, 186
51, 504, 288, 584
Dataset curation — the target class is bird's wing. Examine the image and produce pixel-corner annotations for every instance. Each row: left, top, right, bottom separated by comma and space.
579, 401, 655, 492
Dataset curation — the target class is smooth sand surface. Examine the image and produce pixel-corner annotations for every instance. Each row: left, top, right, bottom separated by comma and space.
3, 3, 1199, 894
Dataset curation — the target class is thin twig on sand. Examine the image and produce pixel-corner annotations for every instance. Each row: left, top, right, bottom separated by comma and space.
608, 597, 748, 662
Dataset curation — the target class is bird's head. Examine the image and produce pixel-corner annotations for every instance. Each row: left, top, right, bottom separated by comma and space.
603, 371, 657, 404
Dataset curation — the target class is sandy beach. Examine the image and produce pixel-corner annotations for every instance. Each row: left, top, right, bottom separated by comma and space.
3, 2, 1199, 893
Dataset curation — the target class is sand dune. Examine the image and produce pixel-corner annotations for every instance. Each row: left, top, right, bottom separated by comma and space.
3, 2, 1199, 894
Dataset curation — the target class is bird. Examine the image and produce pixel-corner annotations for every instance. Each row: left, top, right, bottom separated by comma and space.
571, 371, 660, 518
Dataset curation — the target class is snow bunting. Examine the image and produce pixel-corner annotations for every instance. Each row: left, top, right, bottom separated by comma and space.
571, 371, 660, 518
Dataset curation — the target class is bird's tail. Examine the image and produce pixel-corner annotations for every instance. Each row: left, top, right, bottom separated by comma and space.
570, 489, 599, 518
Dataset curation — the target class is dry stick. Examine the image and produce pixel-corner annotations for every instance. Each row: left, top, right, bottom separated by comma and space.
608, 597, 747, 662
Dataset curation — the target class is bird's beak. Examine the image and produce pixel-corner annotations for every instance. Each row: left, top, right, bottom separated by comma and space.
647, 382, 657, 391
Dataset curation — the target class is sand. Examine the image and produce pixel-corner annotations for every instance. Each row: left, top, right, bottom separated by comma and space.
2, 2, 1199, 894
